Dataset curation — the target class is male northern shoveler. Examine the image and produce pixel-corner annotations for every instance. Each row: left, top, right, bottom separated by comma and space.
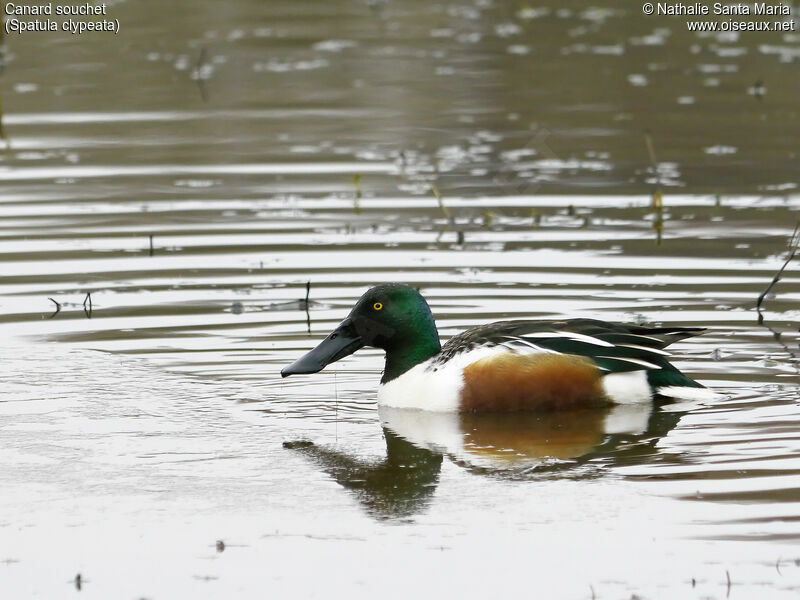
281, 283, 715, 412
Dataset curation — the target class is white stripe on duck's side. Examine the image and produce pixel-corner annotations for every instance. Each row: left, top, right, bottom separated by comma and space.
656, 385, 720, 401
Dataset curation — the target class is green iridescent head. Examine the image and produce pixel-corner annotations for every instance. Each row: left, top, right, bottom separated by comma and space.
282, 283, 441, 383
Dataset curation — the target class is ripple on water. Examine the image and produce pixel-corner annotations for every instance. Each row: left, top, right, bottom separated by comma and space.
2, 0, 800, 596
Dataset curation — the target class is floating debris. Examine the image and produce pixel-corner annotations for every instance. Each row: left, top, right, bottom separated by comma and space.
705, 145, 737, 155
748, 79, 766, 100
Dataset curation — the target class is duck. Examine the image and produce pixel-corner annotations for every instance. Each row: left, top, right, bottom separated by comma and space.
281, 283, 715, 412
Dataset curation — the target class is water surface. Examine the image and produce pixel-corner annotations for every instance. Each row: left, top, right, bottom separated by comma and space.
1, 0, 800, 597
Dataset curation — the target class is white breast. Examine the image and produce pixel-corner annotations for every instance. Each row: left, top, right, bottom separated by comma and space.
377, 346, 507, 412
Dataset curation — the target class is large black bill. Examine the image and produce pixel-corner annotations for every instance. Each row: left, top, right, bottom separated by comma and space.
281, 318, 364, 377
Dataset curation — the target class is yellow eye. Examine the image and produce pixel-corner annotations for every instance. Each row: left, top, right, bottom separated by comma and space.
373, 302, 383, 311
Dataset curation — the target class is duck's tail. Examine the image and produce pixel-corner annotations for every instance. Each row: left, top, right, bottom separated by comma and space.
647, 368, 720, 401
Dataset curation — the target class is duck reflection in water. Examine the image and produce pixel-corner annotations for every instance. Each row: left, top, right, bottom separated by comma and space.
285, 428, 443, 520
285, 401, 687, 520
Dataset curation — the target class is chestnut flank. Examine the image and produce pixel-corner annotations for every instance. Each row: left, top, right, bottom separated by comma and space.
461, 353, 609, 413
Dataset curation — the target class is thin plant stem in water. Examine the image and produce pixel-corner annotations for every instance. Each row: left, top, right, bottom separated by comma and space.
756, 221, 799, 325
47, 298, 61, 319
644, 128, 658, 167
644, 129, 664, 245
305, 281, 311, 334
334, 371, 338, 445
754, 222, 800, 375
0, 91, 8, 148
352, 174, 362, 214
193, 46, 209, 102
431, 184, 450, 218
83, 292, 93, 319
